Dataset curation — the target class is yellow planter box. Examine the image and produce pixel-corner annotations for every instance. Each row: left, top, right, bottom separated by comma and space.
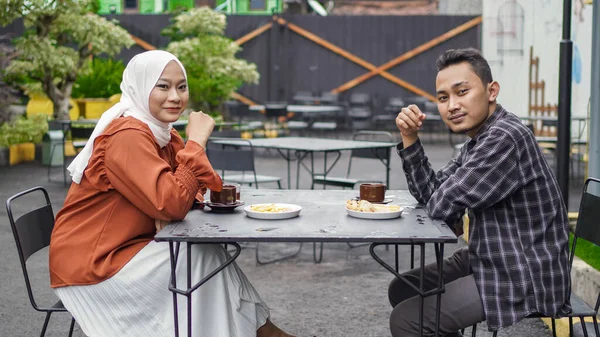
9, 143, 36, 166
78, 98, 115, 119
64, 140, 77, 157
26, 94, 80, 120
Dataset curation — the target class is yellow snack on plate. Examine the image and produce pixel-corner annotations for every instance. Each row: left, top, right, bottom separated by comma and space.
249, 204, 289, 213
346, 199, 401, 213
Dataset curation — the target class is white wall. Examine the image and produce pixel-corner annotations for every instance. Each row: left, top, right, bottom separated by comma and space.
439, 0, 482, 15
481, 0, 593, 139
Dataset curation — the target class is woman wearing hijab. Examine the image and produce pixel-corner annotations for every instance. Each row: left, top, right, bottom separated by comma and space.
49, 50, 295, 337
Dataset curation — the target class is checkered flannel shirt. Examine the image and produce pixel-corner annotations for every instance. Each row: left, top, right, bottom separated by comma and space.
397, 105, 572, 330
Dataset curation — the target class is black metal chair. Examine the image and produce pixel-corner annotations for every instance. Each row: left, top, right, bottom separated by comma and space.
264, 102, 288, 121
69, 122, 94, 153
224, 100, 252, 124
312, 130, 392, 190
465, 177, 600, 337
47, 121, 94, 186
206, 139, 282, 189
6, 186, 76, 337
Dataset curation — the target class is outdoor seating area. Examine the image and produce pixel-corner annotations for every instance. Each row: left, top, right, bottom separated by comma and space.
2, 1, 600, 337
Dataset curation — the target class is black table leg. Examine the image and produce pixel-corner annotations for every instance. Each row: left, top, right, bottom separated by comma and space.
370, 242, 446, 337
167, 241, 242, 337
275, 148, 294, 189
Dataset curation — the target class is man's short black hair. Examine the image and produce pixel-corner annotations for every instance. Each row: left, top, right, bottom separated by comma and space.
436, 48, 493, 85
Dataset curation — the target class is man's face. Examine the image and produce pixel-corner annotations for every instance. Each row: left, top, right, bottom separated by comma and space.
435, 62, 497, 137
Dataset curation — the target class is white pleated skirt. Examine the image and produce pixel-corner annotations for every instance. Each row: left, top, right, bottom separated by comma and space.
54, 241, 270, 337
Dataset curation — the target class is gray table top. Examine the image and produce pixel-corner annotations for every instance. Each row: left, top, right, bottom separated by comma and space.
210, 137, 397, 152
249, 105, 343, 113
155, 190, 457, 244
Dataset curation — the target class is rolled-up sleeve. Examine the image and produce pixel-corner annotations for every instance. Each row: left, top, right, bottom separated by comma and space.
104, 130, 222, 220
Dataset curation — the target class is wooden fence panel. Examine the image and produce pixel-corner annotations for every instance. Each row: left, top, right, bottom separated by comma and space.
0, 14, 480, 110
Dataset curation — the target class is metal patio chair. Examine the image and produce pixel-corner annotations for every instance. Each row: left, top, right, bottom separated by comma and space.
465, 177, 600, 337
6, 186, 77, 337
312, 130, 392, 190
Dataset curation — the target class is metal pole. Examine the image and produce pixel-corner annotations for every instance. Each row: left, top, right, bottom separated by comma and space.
557, 0, 573, 206
589, 0, 600, 194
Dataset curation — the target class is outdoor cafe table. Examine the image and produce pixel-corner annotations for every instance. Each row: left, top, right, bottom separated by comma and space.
249, 104, 343, 114
210, 137, 397, 189
155, 189, 458, 337
250, 104, 344, 123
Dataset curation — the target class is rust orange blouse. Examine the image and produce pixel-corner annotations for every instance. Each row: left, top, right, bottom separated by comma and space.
49, 117, 222, 288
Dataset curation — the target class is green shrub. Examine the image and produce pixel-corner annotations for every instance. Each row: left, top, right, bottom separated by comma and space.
71, 57, 125, 99
0, 114, 49, 147
570, 232, 600, 271
163, 8, 259, 115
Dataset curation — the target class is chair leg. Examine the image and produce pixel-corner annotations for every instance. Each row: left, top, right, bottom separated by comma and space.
255, 242, 303, 265
47, 144, 55, 182
581, 317, 590, 337
471, 324, 477, 337
68, 317, 76, 337
40, 312, 52, 337
551, 318, 557, 337
347, 242, 369, 249
492, 331, 498, 337
592, 315, 599, 337
569, 317, 574, 337
277, 181, 282, 189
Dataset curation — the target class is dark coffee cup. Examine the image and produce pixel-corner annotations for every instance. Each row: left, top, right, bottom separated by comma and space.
359, 183, 386, 202
210, 185, 237, 205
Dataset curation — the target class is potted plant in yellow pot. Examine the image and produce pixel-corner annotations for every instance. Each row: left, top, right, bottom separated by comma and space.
72, 57, 125, 119
0, 114, 48, 166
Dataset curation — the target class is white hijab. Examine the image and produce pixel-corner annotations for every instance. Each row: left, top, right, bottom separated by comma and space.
67, 50, 187, 184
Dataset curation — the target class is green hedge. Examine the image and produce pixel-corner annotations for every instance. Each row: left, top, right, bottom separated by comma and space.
570, 232, 600, 271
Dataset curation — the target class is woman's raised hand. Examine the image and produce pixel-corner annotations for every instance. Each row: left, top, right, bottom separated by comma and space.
186, 111, 215, 148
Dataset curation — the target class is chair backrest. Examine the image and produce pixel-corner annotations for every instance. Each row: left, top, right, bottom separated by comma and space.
206, 139, 256, 173
264, 102, 288, 119
211, 130, 242, 138
571, 178, 600, 260
570, 177, 600, 311
292, 91, 316, 105
6, 186, 55, 311
319, 91, 339, 105
350, 131, 393, 160
70, 125, 95, 140
404, 96, 430, 111
349, 92, 371, 106
225, 100, 252, 121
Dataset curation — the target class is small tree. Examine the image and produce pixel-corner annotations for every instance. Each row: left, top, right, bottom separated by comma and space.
0, 0, 134, 120
0, 35, 18, 125
163, 7, 259, 115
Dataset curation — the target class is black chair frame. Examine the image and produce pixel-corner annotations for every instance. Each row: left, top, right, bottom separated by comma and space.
6, 186, 76, 337
466, 177, 600, 337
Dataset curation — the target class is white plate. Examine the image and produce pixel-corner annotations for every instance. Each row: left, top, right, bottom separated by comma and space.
345, 206, 403, 220
244, 203, 302, 220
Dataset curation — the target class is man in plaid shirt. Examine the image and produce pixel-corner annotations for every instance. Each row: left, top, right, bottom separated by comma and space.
388, 48, 571, 336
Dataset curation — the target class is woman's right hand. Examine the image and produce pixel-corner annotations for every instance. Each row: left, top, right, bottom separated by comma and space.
186, 111, 215, 149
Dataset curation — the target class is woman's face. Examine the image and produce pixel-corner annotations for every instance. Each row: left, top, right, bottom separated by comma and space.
148, 60, 189, 123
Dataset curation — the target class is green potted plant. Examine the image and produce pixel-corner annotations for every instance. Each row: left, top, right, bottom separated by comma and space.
0, 114, 48, 166
71, 57, 125, 119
